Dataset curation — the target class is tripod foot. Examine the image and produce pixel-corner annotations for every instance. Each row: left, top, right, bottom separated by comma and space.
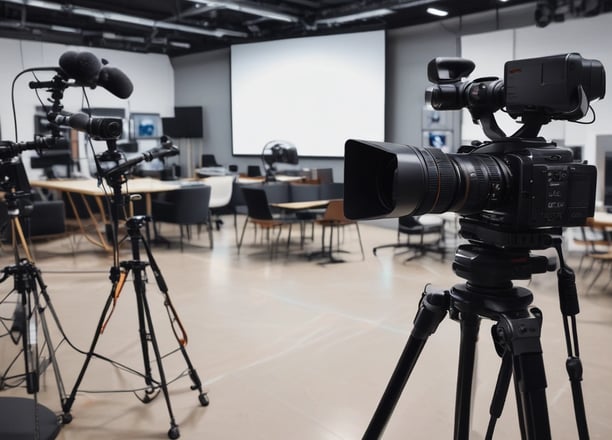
199, 393, 210, 406
142, 388, 161, 404
168, 424, 180, 439
61, 412, 73, 424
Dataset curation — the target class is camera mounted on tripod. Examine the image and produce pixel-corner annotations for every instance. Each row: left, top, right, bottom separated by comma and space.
344, 52, 606, 231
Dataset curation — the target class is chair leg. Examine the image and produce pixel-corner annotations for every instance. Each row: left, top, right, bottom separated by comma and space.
586, 260, 605, 293
208, 220, 214, 249
355, 223, 365, 260
237, 218, 250, 254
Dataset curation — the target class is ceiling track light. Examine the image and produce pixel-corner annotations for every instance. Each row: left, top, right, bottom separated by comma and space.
316, 8, 394, 25
189, 0, 299, 23
2, 0, 247, 38
426, 7, 449, 17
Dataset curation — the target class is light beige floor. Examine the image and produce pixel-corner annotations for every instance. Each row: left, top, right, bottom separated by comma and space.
1, 218, 611, 439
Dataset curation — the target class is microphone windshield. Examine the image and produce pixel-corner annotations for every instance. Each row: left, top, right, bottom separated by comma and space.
59, 51, 102, 83
98, 66, 134, 99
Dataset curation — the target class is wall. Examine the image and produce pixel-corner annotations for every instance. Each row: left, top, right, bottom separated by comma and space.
171, 4, 536, 181
0, 38, 174, 176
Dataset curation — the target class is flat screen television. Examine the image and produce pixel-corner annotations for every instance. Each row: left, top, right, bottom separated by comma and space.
162, 106, 203, 138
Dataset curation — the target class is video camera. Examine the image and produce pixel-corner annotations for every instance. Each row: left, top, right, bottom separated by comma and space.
344, 53, 605, 229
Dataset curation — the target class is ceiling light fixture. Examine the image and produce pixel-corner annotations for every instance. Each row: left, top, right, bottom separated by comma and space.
426, 7, 449, 17
316, 8, 394, 25
3, 0, 247, 38
189, 0, 299, 23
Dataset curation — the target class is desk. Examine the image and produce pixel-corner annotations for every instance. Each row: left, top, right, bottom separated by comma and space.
270, 200, 330, 211
238, 175, 305, 184
587, 212, 612, 228
31, 178, 180, 251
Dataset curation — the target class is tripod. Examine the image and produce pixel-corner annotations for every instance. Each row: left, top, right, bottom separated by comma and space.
61, 151, 209, 440
0, 191, 68, 439
364, 219, 589, 439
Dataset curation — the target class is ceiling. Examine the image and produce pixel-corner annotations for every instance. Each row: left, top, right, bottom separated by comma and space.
0, 0, 608, 56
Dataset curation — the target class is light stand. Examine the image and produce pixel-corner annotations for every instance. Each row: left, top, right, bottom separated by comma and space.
0, 156, 70, 440
61, 138, 209, 440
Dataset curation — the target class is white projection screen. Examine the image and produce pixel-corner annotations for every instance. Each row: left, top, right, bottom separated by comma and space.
231, 30, 385, 157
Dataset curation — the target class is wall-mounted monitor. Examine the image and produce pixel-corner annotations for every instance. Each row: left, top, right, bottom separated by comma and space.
131, 113, 162, 139
162, 106, 203, 139
230, 30, 385, 158
422, 131, 452, 151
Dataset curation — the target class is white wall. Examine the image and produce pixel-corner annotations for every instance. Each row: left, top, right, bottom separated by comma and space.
0, 38, 174, 176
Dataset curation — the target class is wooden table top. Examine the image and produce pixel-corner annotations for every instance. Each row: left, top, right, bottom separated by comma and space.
30, 177, 181, 196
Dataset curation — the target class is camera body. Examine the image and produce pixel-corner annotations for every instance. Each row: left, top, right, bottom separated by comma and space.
344, 53, 605, 231
465, 140, 596, 228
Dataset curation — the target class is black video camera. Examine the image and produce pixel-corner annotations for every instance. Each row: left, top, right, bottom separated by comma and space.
344, 53, 605, 230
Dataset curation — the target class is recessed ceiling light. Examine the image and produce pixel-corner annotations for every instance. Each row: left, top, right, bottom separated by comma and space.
427, 7, 449, 17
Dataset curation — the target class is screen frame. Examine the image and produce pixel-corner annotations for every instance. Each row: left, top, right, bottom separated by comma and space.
229, 30, 386, 159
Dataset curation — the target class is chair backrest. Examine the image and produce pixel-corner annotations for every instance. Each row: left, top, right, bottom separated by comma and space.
242, 187, 274, 220
319, 182, 344, 200
321, 199, 349, 222
263, 182, 290, 204
247, 165, 262, 177
399, 215, 422, 229
290, 183, 320, 202
201, 154, 220, 167
166, 184, 211, 224
205, 175, 234, 208
314, 168, 334, 184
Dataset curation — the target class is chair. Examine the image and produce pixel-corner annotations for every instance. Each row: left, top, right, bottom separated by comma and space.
373, 215, 446, 261
0, 199, 66, 242
238, 187, 297, 258
290, 182, 324, 243
586, 251, 612, 293
573, 226, 610, 273
314, 168, 334, 184
319, 182, 344, 200
201, 154, 221, 167
152, 184, 213, 251
205, 175, 235, 230
247, 165, 262, 177
314, 199, 364, 264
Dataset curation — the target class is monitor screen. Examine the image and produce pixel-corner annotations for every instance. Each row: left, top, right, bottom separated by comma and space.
131, 113, 162, 139
605, 152, 612, 206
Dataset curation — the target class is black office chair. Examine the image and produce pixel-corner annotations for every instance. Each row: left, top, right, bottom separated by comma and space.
247, 165, 262, 177
238, 187, 297, 258
201, 154, 221, 167
0, 199, 66, 242
152, 184, 213, 251
319, 182, 344, 200
373, 215, 446, 261
289, 183, 324, 244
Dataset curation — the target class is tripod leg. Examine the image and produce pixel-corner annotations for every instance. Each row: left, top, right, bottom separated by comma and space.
62, 274, 126, 419
500, 308, 552, 440
453, 311, 481, 440
363, 287, 449, 440
136, 276, 180, 439
141, 234, 209, 405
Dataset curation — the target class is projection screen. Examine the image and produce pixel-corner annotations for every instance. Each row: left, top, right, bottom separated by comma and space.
231, 30, 385, 157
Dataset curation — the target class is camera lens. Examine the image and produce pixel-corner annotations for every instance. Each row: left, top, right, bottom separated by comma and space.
343, 140, 510, 220
399, 146, 509, 216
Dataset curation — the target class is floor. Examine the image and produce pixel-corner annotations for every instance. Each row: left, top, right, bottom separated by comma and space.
0, 217, 611, 440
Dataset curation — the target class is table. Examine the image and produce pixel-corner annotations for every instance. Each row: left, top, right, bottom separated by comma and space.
587, 212, 612, 228
31, 177, 181, 251
270, 200, 330, 211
